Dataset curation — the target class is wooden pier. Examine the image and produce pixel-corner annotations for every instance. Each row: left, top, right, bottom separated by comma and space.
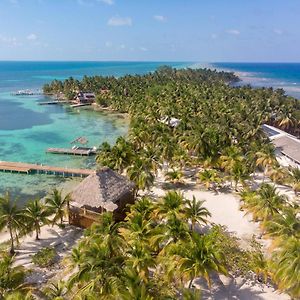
0, 161, 95, 177
71, 103, 92, 108
38, 101, 70, 105
46, 147, 96, 156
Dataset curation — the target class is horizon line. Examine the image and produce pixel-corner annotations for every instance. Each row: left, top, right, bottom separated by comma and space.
0, 60, 300, 64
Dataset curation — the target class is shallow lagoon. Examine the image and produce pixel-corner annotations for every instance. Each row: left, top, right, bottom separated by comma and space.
0, 92, 128, 203
0, 61, 189, 202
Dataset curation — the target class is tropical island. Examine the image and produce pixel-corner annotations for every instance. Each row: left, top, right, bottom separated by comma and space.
0, 66, 299, 299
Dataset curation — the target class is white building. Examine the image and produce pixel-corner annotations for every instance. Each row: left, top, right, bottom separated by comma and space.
262, 124, 300, 168
76, 92, 96, 104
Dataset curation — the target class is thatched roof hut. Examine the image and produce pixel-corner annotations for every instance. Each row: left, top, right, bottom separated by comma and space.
69, 167, 135, 227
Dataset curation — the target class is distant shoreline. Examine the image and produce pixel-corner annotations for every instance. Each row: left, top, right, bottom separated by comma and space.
206, 62, 300, 99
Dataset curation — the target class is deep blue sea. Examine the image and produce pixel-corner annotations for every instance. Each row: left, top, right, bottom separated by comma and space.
0, 61, 188, 93
211, 62, 300, 99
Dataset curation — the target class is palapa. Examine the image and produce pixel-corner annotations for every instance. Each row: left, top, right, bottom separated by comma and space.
71, 167, 135, 212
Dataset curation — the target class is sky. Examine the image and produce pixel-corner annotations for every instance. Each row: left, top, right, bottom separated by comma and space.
0, 0, 299, 62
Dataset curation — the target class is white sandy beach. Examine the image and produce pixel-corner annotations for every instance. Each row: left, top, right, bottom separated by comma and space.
148, 172, 291, 300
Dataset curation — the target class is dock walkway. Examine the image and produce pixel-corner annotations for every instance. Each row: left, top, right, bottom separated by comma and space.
71, 103, 92, 108
46, 147, 96, 156
0, 161, 95, 177
38, 101, 70, 105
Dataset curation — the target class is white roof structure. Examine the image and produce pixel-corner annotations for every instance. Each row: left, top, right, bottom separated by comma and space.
262, 124, 300, 167
160, 116, 181, 128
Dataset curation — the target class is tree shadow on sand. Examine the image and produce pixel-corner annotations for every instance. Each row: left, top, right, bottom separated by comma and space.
194, 273, 273, 300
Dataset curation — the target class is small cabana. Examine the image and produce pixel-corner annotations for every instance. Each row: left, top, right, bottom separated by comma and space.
75, 92, 96, 104
69, 167, 135, 228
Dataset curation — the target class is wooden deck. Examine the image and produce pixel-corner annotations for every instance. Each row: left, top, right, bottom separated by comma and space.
46, 147, 96, 156
0, 161, 95, 177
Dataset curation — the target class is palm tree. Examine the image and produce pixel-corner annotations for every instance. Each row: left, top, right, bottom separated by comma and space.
270, 237, 300, 298
255, 144, 277, 181
267, 166, 288, 185
96, 137, 133, 173
87, 212, 125, 258
246, 184, 287, 225
153, 215, 189, 246
127, 158, 155, 194
119, 268, 174, 300
23, 199, 50, 240
45, 189, 70, 225
125, 197, 154, 220
43, 281, 66, 299
230, 161, 250, 191
219, 146, 243, 173
124, 243, 156, 283
4, 291, 34, 300
153, 191, 185, 221
197, 169, 221, 190
185, 196, 211, 231
0, 253, 29, 298
288, 166, 300, 195
0, 192, 24, 255
66, 235, 123, 298
167, 232, 227, 288
119, 213, 154, 248
164, 169, 184, 184
181, 288, 201, 300
265, 207, 300, 241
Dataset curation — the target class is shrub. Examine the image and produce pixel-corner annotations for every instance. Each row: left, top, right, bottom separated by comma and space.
211, 225, 268, 280
32, 247, 57, 268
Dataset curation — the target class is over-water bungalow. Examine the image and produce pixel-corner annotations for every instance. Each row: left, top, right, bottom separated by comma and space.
69, 167, 135, 228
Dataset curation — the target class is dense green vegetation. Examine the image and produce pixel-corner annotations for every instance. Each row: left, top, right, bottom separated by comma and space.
41, 67, 300, 298
1, 67, 299, 298
0, 252, 33, 299
45, 66, 300, 190
32, 247, 57, 268
240, 186, 300, 298
41, 193, 269, 299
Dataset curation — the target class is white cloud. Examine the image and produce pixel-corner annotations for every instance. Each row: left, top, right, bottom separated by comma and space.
98, 0, 114, 5
105, 41, 112, 47
226, 29, 240, 35
107, 16, 132, 26
0, 35, 20, 46
8, 0, 19, 5
154, 15, 166, 22
120, 44, 126, 49
139, 46, 148, 52
77, 0, 93, 6
27, 33, 38, 41
273, 29, 283, 35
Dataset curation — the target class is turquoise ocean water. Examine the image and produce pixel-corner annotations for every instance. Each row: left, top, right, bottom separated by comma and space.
0, 61, 188, 203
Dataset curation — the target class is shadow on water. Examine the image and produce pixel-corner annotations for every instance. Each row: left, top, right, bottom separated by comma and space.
26, 131, 65, 144
0, 101, 52, 130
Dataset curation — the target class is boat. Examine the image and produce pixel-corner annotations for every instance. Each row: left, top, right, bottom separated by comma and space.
11, 89, 42, 96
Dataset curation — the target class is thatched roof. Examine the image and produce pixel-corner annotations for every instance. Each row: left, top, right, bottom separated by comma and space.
71, 167, 135, 211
